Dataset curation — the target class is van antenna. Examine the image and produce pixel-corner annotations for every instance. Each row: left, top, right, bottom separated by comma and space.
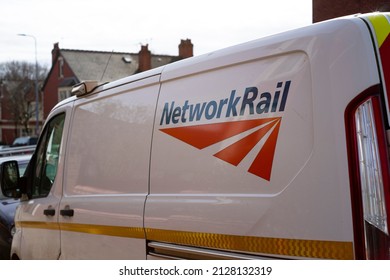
101, 50, 114, 81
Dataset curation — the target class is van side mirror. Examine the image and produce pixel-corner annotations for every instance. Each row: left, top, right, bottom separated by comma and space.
0, 160, 21, 198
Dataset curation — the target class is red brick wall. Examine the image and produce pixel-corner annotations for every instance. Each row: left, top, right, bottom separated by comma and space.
313, 0, 390, 22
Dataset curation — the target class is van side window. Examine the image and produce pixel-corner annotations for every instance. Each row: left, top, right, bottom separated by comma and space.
32, 113, 65, 198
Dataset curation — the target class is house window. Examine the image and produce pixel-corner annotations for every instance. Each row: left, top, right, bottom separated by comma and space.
58, 88, 71, 102
28, 101, 42, 120
29, 101, 43, 121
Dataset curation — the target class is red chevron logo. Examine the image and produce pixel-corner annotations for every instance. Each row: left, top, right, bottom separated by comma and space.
160, 117, 282, 181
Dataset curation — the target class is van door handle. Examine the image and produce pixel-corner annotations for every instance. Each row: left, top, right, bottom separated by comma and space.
43, 208, 55, 216
60, 207, 74, 217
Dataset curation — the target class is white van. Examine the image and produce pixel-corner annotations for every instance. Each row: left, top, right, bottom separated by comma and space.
1, 12, 390, 260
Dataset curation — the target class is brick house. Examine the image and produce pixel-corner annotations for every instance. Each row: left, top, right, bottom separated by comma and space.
41, 39, 193, 119
313, 0, 390, 22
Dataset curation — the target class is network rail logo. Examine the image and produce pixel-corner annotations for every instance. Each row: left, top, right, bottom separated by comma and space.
159, 80, 291, 181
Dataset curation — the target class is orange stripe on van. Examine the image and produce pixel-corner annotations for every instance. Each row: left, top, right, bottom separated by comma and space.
160, 117, 282, 181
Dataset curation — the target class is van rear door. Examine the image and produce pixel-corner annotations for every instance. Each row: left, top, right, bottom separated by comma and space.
344, 13, 390, 259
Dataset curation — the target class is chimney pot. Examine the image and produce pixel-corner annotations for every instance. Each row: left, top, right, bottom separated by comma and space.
52, 42, 60, 65
179, 39, 193, 59
138, 44, 151, 72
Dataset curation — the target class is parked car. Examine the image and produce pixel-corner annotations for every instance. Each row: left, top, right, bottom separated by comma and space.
11, 136, 38, 147
0, 154, 31, 259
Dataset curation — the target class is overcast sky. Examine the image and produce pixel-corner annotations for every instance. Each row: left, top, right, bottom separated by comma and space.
0, 0, 312, 67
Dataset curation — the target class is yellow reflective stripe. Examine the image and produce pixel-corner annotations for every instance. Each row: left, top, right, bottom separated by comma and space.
368, 14, 390, 47
60, 223, 145, 238
16, 221, 354, 259
145, 228, 354, 260
16, 221, 59, 231
17, 221, 145, 239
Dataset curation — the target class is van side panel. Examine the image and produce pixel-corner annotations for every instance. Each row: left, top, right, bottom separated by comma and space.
59, 76, 160, 259
146, 18, 380, 259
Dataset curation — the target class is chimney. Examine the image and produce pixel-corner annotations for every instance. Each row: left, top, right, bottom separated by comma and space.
138, 44, 151, 72
179, 39, 193, 59
52, 42, 60, 65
